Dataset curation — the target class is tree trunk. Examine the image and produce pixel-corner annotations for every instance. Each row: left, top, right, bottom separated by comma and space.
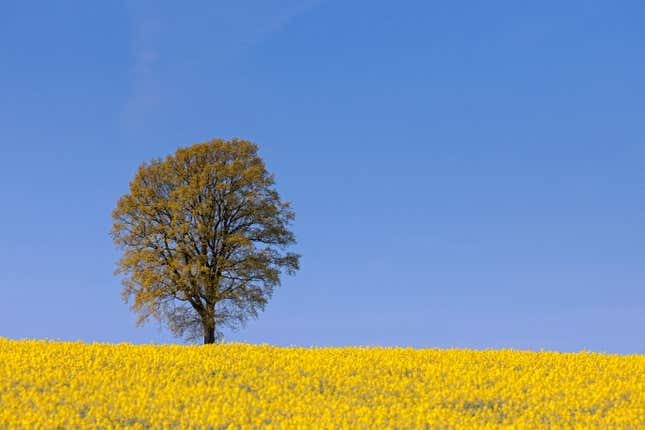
203, 320, 216, 344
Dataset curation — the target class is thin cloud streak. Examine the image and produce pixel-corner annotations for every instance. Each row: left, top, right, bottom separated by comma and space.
120, 1, 322, 131
121, 0, 162, 130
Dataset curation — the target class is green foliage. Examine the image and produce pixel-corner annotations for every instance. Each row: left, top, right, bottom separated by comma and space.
111, 139, 300, 343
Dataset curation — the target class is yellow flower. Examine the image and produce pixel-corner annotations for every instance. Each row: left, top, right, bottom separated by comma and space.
0, 338, 642, 429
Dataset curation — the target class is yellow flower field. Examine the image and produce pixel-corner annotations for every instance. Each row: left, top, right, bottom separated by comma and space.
0, 338, 642, 429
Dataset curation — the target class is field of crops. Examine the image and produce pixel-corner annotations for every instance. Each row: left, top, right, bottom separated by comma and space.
0, 338, 642, 429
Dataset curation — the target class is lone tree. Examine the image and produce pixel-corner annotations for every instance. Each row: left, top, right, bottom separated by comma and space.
111, 139, 299, 344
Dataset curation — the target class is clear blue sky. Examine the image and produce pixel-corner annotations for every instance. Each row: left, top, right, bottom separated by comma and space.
1, 1, 643, 353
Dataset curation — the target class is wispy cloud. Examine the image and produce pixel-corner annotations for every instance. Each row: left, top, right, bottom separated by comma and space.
121, 0, 162, 130
246, 0, 323, 47
120, 1, 323, 131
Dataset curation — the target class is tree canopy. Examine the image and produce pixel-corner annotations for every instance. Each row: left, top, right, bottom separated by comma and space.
111, 139, 299, 343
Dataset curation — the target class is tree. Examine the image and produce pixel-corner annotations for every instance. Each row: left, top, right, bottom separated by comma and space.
111, 139, 300, 344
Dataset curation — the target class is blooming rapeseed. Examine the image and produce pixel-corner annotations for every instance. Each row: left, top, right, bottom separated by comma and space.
0, 338, 642, 429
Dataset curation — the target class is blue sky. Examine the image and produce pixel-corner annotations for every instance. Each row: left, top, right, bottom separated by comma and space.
1, 0, 643, 353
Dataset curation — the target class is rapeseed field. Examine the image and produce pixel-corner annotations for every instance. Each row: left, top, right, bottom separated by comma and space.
0, 338, 642, 429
